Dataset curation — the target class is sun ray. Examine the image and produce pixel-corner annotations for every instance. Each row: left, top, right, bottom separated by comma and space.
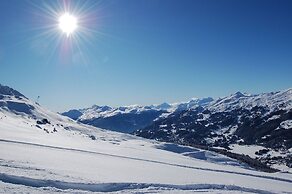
17, 0, 115, 67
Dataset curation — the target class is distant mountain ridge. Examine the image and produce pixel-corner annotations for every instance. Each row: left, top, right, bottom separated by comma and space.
63, 87, 292, 169
62, 90, 292, 144
62, 97, 215, 133
135, 89, 292, 168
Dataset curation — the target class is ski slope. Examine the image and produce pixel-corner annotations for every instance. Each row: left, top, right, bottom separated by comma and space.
0, 112, 291, 193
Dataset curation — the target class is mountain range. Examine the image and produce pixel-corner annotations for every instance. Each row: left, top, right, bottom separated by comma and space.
62, 97, 214, 133
63, 89, 292, 169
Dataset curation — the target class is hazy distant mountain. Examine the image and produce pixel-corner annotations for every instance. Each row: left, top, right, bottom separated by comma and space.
62, 98, 214, 133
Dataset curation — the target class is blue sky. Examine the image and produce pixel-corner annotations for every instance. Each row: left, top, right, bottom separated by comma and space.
0, 0, 291, 112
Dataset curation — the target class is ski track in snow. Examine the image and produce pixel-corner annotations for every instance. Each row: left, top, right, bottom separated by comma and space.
0, 138, 291, 185
0, 172, 278, 194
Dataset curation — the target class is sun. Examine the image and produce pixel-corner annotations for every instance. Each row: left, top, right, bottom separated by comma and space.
58, 13, 78, 37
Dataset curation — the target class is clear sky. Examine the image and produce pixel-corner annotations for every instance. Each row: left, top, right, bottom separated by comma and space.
0, 0, 291, 112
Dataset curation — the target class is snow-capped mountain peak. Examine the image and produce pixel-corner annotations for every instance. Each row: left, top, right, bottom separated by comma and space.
0, 84, 26, 99
208, 89, 292, 113
155, 102, 172, 110
62, 97, 215, 133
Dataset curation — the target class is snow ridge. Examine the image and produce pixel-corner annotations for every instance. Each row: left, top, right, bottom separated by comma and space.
0, 173, 277, 193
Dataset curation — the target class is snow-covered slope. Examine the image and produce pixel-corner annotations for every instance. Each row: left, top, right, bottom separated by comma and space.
208, 89, 292, 113
1, 84, 292, 193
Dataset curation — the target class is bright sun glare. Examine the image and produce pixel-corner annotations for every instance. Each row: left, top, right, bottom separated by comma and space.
58, 13, 77, 37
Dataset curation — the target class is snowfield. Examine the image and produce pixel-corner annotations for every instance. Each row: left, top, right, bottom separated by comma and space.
1, 113, 292, 193
0, 89, 292, 193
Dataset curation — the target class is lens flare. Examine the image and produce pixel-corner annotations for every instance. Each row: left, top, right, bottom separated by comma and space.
25, 0, 107, 66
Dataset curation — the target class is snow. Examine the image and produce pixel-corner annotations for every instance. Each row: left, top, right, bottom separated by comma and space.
208, 89, 292, 114
280, 120, 292, 130
1, 135, 292, 193
77, 104, 162, 121
229, 144, 268, 158
229, 144, 292, 172
66, 97, 215, 122
267, 115, 281, 121
1, 91, 292, 193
